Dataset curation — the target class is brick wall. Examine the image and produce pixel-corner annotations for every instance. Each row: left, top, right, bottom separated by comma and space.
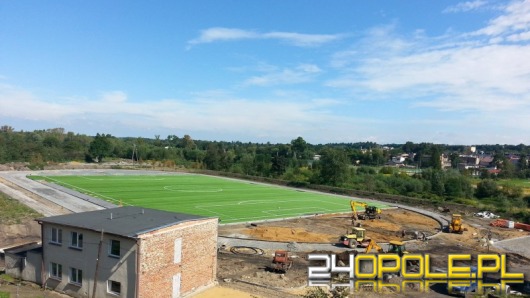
137, 218, 218, 298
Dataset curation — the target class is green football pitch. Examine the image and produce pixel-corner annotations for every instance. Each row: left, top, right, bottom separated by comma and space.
30, 174, 387, 224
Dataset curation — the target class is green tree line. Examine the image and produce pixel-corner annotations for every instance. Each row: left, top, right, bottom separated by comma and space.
1, 125, 529, 221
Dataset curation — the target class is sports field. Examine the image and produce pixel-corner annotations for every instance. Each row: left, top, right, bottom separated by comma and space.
29, 174, 387, 224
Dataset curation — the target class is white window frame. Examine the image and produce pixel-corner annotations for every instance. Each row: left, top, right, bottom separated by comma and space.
70, 231, 83, 249
50, 227, 62, 244
108, 239, 120, 258
69, 267, 82, 286
107, 280, 121, 296
50, 262, 62, 280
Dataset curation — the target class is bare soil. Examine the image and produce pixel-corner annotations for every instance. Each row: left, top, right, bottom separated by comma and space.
219, 208, 440, 243
215, 209, 530, 297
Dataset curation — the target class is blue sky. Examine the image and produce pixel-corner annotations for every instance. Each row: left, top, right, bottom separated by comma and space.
1, 0, 529, 145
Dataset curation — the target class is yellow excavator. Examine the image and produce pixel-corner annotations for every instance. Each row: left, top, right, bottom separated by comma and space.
350, 201, 382, 221
365, 240, 409, 256
449, 214, 464, 234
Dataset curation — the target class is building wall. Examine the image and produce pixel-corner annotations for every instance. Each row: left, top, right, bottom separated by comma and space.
5, 249, 42, 284
137, 218, 218, 298
42, 223, 137, 298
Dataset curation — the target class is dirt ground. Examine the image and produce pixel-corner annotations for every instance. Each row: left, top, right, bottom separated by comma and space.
219, 208, 440, 243
213, 209, 530, 297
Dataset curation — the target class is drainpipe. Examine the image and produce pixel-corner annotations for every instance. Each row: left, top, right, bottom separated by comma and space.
135, 238, 141, 298
39, 221, 45, 287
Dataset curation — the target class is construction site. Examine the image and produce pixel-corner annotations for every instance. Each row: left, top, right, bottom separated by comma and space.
213, 207, 530, 297
1, 167, 530, 297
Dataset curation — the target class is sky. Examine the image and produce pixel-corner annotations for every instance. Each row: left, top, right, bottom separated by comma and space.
1, 0, 529, 145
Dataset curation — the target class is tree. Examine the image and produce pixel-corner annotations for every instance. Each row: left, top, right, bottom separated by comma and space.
271, 155, 288, 176
430, 146, 442, 170
476, 179, 499, 199
449, 153, 460, 169
317, 148, 350, 186
181, 134, 196, 149
88, 133, 113, 163
291, 136, 308, 159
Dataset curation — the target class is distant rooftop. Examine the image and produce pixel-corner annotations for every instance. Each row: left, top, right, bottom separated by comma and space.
37, 206, 215, 238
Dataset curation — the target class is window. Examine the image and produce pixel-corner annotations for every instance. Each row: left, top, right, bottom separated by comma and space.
109, 240, 120, 257
51, 227, 62, 244
107, 280, 121, 295
70, 267, 82, 285
70, 232, 83, 249
50, 262, 62, 279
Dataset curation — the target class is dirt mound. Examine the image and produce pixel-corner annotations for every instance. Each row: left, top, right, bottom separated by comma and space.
0, 220, 41, 248
243, 227, 334, 242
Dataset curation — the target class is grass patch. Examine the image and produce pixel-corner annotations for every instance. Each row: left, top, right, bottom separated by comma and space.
0, 291, 10, 298
29, 174, 388, 224
497, 179, 530, 195
0, 192, 41, 224
0, 274, 15, 283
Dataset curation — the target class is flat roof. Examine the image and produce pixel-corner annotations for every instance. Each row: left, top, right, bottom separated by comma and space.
37, 206, 216, 238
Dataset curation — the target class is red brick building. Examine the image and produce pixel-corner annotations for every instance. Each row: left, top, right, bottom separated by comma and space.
36, 206, 218, 298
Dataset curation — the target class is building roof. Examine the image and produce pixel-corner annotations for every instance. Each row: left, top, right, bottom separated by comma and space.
37, 206, 215, 238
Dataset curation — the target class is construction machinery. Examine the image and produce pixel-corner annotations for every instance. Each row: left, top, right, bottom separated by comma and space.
271, 250, 293, 273
449, 214, 464, 234
340, 227, 372, 248
364, 239, 384, 253
364, 240, 408, 255
350, 201, 382, 221
386, 240, 408, 256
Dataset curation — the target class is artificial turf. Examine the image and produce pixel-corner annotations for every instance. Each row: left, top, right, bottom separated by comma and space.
29, 174, 387, 224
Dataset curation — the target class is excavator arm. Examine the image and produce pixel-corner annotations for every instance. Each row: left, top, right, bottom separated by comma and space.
364, 239, 384, 253
350, 201, 368, 220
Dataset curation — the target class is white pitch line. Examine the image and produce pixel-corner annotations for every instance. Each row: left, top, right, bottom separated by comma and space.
163, 185, 223, 193
196, 199, 344, 208
194, 205, 237, 219
80, 176, 166, 181
43, 176, 129, 205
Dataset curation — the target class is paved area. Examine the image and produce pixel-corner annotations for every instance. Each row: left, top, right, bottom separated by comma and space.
493, 235, 530, 259
0, 171, 104, 214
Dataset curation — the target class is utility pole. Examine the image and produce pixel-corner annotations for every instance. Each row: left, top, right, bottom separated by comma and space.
131, 144, 138, 164
92, 229, 104, 298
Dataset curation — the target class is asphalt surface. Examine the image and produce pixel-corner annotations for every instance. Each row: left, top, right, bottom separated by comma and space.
0, 171, 105, 215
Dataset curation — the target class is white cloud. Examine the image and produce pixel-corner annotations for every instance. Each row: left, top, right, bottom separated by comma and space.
188, 27, 341, 47
0, 84, 356, 142
262, 31, 340, 47
102, 91, 127, 103
327, 1, 530, 114
188, 27, 258, 45
443, 0, 488, 13
0, 84, 78, 120
244, 64, 322, 86
473, 0, 530, 38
